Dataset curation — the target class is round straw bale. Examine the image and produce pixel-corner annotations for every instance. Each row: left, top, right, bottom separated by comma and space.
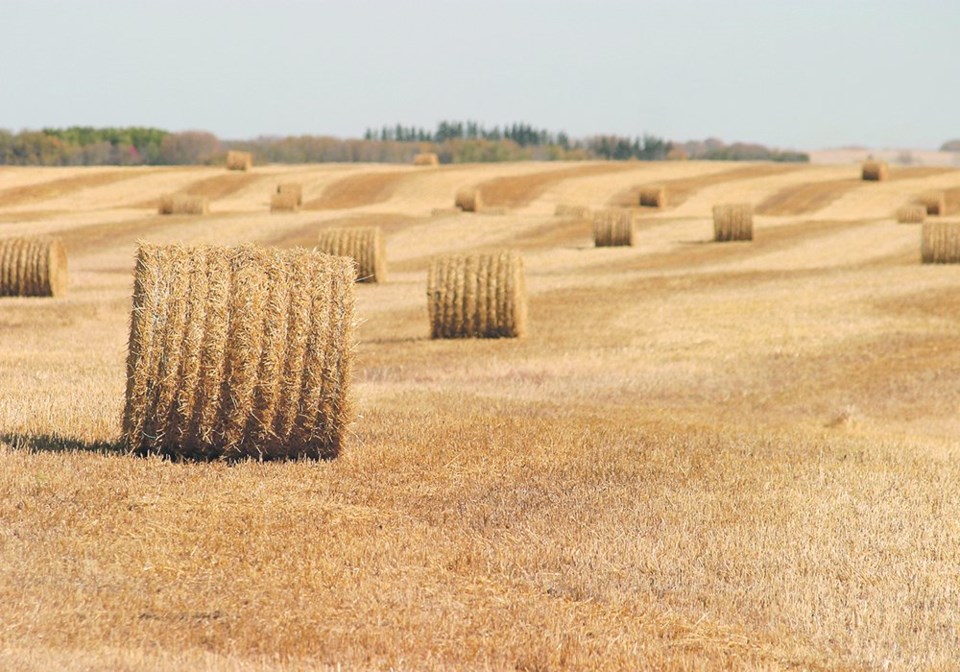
455, 188, 482, 212
712, 203, 753, 242
226, 150, 253, 171
921, 221, 960, 264
639, 186, 667, 208
862, 160, 888, 181
121, 243, 355, 460
896, 205, 926, 224
270, 192, 300, 213
920, 191, 946, 216
413, 153, 440, 166
427, 250, 527, 339
276, 183, 304, 206
554, 204, 592, 219
316, 227, 387, 283
592, 209, 636, 247
0, 236, 68, 297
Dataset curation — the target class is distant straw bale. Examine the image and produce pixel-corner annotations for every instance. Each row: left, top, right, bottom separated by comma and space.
896, 205, 926, 224
455, 189, 482, 212
427, 251, 527, 339
413, 153, 440, 166
862, 160, 888, 181
277, 183, 303, 206
226, 150, 253, 171
158, 194, 209, 215
921, 221, 960, 263
593, 209, 636, 247
712, 204, 753, 242
121, 243, 355, 460
920, 191, 946, 216
554, 204, 592, 219
316, 227, 387, 283
0, 236, 68, 297
639, 186, 667, 208
270, 192, 300, 213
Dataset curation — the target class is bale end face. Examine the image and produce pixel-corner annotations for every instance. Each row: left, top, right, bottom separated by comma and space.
712, 204, 754, 242
0, 236, 68, 298
455, 189, 482, 212
639, 186, 667, 208
896, 205, 926, 224
121, 243, 355, 460
427, 251, 527, 339
316, 227, 387, 283
921, 221, 960, 264
862, 160, 889, 181
413, 153, 440, 166
592, 209, 636, 247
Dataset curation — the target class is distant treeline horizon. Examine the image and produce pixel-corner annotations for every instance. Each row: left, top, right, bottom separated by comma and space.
0, 122, 824, 166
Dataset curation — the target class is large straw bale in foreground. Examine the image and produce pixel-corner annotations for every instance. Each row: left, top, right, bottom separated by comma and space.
276, 183, 303, 206
226, 150, 253, 171
413, 153, 439, 166
158, 194, 209, 215
455, 189, 482, 212
921, 221, 960, 263
0, 236, 68, 297
554, 204, 592, 219
593, 209, 636, 247
270, 192, 300, 212
427, 251, 527, 338
713, 204, 753, 242
920, 191, 946, 216
896, 205, 926, 224
639, 186, 667, 208
862, 160, 888, 181
317, 227, 387, 283
121, 243, 355, 460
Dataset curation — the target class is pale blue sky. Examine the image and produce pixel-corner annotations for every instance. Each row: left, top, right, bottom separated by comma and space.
1, 0, 957, 149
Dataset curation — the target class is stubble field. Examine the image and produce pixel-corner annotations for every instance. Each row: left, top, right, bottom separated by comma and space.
2, 160, 960, 670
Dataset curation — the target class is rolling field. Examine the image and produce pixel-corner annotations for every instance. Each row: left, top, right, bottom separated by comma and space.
2, 161, 960, 670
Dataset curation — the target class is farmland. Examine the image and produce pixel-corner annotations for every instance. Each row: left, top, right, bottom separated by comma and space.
2, 161, 960, 670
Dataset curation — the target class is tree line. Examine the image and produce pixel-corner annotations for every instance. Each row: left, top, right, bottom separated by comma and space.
0, 123, 810, 166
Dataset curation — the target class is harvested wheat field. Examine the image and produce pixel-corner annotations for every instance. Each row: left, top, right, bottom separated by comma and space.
4, 160, 960, 670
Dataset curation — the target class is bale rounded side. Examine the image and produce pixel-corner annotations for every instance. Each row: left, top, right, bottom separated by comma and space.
121, 243, 355, 460
276, 183, 303, 206
455, 189, 482, 212
896, 205, 926, 224
712, 204, 754, 242
592, 209, 636, 247
921, 221, 960, 264
270, 192, 301, 212
317, 227, 387, 283
639, 186, 667, 208
226, 150, 253, 171
0, 236, 68, 297
862, 160, 888, 181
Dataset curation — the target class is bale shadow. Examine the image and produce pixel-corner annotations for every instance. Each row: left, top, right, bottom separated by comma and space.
0, 432, 123, 455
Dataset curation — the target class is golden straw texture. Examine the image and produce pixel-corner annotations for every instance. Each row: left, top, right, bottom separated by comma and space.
455, 189, 482, 212
639, 186, 667, 208
427, 251, 527, 339
158, 194, 209, 215
0, 236, 68, 297
413, 153, 440, 166
276, 183, 304, 206
121, 243, 355, 460
226, 150, 253, 171
554, 204, 592, 219
921, 221, 960, 263
316, 227, 387, 283
862, 160, 889, 181
896, 206, 927, 224
270, 192, 300, 213
593, 209, 636, 247
713, 204, 754, 242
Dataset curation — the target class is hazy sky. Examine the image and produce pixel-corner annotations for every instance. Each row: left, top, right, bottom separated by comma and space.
2, 0, 958, 150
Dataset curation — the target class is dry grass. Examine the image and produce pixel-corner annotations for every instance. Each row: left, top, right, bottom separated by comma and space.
920, 220, 960, 263
554, 204, 592, 219
121, 243, 355, 460
896, 205, 927, 224
316, 226, 387, 283
455, 188, 482, 212
0, 236, 68, 297
639, 185, 667, 208
920, 191, 946, 216
6, 162, 960, 669
713, 203, 754, 241
276, 182, 304, 206
413, 152, 440, 166
862, 160, 889, 181
269, 192, 300, 213
158, 194, 209, 215
226, 150, 253, 171
593, 209, 636, 246
427, 251, 527, 338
